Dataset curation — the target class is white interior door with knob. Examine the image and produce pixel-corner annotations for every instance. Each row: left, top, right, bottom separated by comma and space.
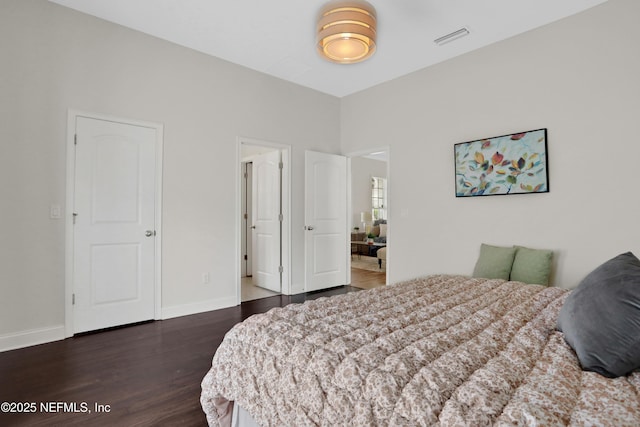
305, 151, 348, 291
72, 115, 160, 333
251, 150, 281, 292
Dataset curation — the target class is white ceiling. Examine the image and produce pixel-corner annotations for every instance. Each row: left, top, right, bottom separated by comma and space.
48, 0, 607, 98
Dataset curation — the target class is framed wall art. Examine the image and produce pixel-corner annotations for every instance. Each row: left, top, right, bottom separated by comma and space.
454, 128, 549, 197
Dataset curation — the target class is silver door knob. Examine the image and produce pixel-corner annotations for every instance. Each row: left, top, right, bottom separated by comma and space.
305, 226, 314, 230
145, 230, 155, 237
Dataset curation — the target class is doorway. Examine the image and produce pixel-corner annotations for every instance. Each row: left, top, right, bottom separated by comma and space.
347, 148, 389, 290
238, 138, 291, 302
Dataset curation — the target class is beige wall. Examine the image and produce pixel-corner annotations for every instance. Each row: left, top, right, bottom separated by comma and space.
341, 0, 640, 288
0, 0, 340, 344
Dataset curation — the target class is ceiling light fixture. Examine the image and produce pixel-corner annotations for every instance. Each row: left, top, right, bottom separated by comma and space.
317, 0, 377, 64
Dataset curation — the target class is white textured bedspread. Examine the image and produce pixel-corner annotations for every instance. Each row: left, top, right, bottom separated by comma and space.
201, 275, 640, 426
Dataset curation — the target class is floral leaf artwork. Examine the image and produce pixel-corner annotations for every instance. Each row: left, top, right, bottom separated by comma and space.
454, 128, 548, 197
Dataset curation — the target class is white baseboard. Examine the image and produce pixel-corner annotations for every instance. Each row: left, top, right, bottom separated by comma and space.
161, 296, 238, 320
0, 325, 65, 353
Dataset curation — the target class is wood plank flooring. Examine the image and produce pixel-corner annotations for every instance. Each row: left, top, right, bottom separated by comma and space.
350, 265, 386, 289
0, 286, 361, 427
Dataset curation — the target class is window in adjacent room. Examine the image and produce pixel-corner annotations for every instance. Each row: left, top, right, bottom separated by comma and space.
371, 176, 387, 220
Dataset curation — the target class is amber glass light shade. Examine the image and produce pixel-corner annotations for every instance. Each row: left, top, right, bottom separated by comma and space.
317, 1, 377, 64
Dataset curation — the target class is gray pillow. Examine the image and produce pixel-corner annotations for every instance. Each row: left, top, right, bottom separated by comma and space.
472, 244, 516, 280
557, 252, 640, 378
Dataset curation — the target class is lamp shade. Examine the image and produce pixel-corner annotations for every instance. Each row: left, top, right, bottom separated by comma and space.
360, 211, 372, 222
317, 0, 377, 64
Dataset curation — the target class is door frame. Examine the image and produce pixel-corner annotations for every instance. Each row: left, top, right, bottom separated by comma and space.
344, 146, 391, 286
236, 137, 291, 303
64, 110, 164, 337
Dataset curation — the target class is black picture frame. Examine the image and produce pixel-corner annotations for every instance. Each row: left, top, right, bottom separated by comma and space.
454, 128, 549, 197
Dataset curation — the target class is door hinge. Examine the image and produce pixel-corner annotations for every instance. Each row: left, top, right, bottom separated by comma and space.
74, 134, 77, 145
278, 265, 284, 274
244, 254, 248, 260
279, 214, 283, 222
244, 213, 248, 219
73, 213, 78, 224
278, 162, 283, 170
72, 293, 75, 305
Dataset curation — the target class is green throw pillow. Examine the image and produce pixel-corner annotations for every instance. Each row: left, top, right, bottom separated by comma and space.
472, 244, 516, 280
510, 246, 553, 285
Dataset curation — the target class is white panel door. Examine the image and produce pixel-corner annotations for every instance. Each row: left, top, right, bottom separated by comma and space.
73, 116, 157, 333
252, 150, 281, 292
305, 151, 347, 291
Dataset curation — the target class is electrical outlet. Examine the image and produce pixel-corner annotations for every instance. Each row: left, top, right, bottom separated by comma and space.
202, 273, 210, 284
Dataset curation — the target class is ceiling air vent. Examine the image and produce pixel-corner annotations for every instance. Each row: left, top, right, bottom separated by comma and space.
434, 27, 470, 46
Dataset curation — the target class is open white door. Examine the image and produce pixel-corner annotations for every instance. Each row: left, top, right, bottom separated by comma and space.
305, 151, 348, 291
73, 116, 158, 333
251, 150, 282, 292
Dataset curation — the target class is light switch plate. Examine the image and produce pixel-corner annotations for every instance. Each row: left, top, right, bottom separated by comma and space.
50, 204, 61, 219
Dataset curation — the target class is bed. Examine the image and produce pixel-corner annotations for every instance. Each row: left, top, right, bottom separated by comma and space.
201, 274, 640, 426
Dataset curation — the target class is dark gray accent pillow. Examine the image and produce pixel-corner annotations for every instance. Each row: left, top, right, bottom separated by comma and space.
557, 252, 640, 378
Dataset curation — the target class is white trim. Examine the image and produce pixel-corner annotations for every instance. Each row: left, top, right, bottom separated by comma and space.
346, 157, 352, 285
236, 141, 242, 305
161, 296, 237, 320
65, 112, 76, 338
154, 125, 164, 320
236, 137, 292, 304
344, 146, 391, 286
65, 110, 164, 337
0, 326, 65, 353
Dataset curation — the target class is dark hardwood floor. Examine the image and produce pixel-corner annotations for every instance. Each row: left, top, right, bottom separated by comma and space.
0, 286, 361, 427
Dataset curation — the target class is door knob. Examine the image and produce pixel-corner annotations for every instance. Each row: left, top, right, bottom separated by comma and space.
305, 226, 314, 230
145, 230, 155, 237
251, 225, 256, 229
